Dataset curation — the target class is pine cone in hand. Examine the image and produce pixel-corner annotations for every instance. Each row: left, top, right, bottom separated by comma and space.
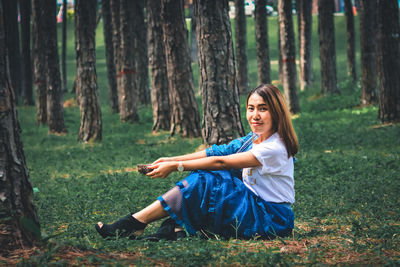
137, 164, 151, 175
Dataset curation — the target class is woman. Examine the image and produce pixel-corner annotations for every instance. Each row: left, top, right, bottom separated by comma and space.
95, 84, 298, 240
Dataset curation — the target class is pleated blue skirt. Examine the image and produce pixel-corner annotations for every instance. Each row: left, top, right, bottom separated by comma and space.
158, 170, 294, 239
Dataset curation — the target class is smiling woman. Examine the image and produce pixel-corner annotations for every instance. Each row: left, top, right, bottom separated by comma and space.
94, 84, 299, 241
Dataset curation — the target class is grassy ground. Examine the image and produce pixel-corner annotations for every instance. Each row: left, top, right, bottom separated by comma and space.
2, 15, 399, 266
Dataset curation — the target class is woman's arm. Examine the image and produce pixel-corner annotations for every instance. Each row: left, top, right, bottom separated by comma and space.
147, 151, 261, 179
152, 150, 207, 164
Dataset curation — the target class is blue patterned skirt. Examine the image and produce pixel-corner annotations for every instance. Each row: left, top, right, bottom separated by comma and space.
157, 170, 294, 239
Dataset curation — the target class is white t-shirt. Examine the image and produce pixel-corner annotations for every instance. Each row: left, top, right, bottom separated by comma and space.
242, 132, 295, 204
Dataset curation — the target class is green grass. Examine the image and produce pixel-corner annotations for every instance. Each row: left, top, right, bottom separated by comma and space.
10, 15, 400, 266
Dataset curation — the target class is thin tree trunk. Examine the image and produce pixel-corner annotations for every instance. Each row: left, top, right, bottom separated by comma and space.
255, 0, 271, 85
20, 0, 34, 105
2, 0, 22, 102
278, 25, 283, 83
235, 0, 249, 94
61, 0, 67, 92
110, 0, 122, 112
147, 0, 171, 132
296, 0, 313, 90
161, 0, 201, 138
278, 0, 299, 114
343, 0, 356, 82
42, 0, 67, 134
376, 0, 400, 122
318, 0, 338, 94
32, 0, 47, 124
195, 0, 245, 145
102, 0, 119, 113
0, 5, 40, 252
75, 0, 102, 142
133, 0, 150, 105
359, 0, 377, 105
118, 0, 139, 122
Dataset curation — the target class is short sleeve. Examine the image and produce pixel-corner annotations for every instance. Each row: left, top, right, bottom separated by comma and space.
250, 141, 288, 174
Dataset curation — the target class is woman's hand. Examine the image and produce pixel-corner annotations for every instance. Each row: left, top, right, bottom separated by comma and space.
146, 162, 177, 179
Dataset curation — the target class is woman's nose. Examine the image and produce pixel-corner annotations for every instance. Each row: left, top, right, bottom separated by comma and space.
253, 110, 261, 118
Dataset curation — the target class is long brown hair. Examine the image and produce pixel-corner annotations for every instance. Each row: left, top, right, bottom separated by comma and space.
247, 84, 299, 157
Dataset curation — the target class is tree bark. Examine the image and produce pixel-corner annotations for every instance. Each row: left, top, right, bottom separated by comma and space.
318, 0, 338, 94
195, 0, 245, 145
133, 0, 150, 106
147, 0, 171, 132
75, 0, 102, 142
278, 0, 300, 114
376, 0, 400, 122
359, 0, 377, 105
42, 0, 67, 134
32, 0, 47, 125
161, 0, 201, 138
61, 0, 67, 92
255, 0, 271, 85
0, 5, 40, 253
235, 0, 249, 94
2, 0, 22, 102
20, 0, 34, 106
102, 0, 119, 113
110, 0, 122, 113
296, 0, 313, 90
343, 0, 356, 82
118, 0, 139, 122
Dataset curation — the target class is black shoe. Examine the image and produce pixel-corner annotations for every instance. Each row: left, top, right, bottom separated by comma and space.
95, 213, 147, 239
140, 217, 186, 242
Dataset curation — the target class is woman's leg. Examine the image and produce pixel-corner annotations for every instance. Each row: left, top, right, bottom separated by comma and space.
132, 200, 168, 224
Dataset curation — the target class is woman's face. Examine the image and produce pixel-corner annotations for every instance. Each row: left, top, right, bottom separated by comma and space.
246, 93, 274, 141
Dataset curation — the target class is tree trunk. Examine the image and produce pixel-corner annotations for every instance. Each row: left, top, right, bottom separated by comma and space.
118, 0, 139, 122
20, 0, 34, 106
42, 0, 67, 134
161, 0, 201, 138
0, 5, 40, 252
343, 0, 356, 82
376, 0, 400, 122
32, 0, 47, 124
278, 0, 300, 114
278, 24, 283, 83
102, 0, 119, 113
318, 0, 338, 94
110, 0, 122, 112
2, 0, 22, 102
195, 0, 245, 145
255, 0, 271, 85
359, 0, 377, 105
133, 0, 150, 106
235, 0, 249, 94
75, 0, 102, 142
61, 0, 67, 92
296, 0, 313, 90
147, 0, 171, 132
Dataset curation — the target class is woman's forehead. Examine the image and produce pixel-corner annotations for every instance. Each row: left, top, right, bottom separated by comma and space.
247, 93, 267, 105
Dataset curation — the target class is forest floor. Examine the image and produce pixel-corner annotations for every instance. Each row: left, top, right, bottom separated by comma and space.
2, 81, 398, 266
